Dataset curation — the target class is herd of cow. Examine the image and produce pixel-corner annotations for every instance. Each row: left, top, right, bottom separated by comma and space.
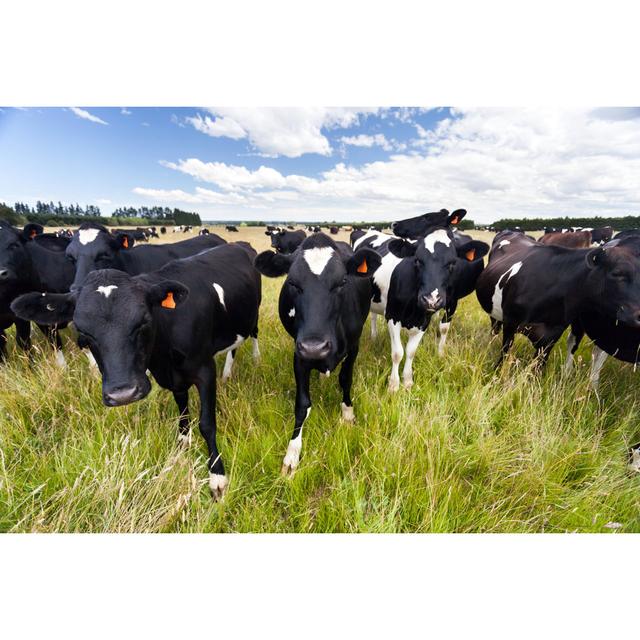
1, 210, 640, 500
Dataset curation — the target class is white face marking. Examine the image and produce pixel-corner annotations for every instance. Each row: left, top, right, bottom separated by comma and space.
212, 282, 226, 309
304, 247, 334, 275
423, 229, 452, 254
288, 307, 296, 317
96, 285, 118, 298
425, 288, 440, 307
490, 261, 523, 321
78, 228, 100, 245
498, 240, 511, 248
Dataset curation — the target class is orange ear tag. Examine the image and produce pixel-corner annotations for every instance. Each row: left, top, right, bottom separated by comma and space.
30, 230, 37, 238
161, 291, 176, 309
122, 236, 129, 249
465, 248, 476, 261
451, 216, 459, 225
357, 258, 368, 274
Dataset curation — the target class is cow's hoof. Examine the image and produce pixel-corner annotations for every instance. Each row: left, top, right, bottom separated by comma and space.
209, 473, 228, 501
178, 432, 192, 448
281, 462, 298, 477
402, 378, 414, 390
388, 378, 400, 393
341, 402, 355, 423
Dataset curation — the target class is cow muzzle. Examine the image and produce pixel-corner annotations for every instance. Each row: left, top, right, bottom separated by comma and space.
103, 381, 149, 406
418, 288, 444, 312
296, 338, 332, 360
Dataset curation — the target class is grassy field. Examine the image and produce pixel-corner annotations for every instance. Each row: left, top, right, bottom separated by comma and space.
1, 225, 639, 532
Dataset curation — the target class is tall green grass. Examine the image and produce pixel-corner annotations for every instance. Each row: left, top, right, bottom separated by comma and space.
1, 275, 639, 532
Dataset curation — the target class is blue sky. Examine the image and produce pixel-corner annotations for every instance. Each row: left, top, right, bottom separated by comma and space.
1, 107, 640, 223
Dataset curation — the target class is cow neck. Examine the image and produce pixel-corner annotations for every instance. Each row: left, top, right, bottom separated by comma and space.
546, 247, 596, 315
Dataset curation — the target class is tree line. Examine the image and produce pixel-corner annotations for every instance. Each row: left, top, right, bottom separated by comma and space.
487, 215, 640, 231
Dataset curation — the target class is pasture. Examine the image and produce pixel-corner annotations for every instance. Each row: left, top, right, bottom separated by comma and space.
1, 225, 639, 532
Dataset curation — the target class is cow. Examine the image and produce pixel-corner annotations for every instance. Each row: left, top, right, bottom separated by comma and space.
160, 227, 167, 235
361, 209, 488, 390
330, 226, 339, 235
476, 234, 640, 370
200, 228, 210, 235
0, 221, 76, 364
266, 228, 306, 254
539, 230, 592, 248
66, 223, 226, 292
254, 233, 381, 475
614, 229, 640, 241
11, 242, 262, 500
225, 225, 239, 232
589, 226, 613, 245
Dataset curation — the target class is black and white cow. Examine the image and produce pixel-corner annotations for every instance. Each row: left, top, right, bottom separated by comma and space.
199, 228, 210, 235
353, 210, 488, 390
0, 221, 76, 364
476, 234, 640, 369
254, 233, 381, 475
66, 223, 226, 292
265, 228, 306, 254
225, 225, 239, 232
12, 242, 262, 499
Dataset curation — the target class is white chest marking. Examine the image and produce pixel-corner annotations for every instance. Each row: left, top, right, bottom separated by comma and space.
79, 228, 100, 245
423, 229, 451, 254
490, 261, 523, 321
96, 285, 118, 298
212, 282, 226, 309
288, 307, 296, 317
304, 247, 334, 275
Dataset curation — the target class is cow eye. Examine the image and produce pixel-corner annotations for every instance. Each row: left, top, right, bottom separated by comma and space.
331, 278, 347, 291
448, 263, 455, 272
7, 242, 19, 250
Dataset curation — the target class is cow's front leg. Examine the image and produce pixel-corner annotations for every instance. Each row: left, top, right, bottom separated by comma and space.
221, 349, 235, 382
338, 347, 358, 422
195, 361, 226, 500
437, 303, 456, 357
564, 322, 584, 374
589, 345, 608, 392
370, 312, 378, 339
402, 327, 425, 389
15, 319, 31, 354
282, 354, 311, 476
38, 323, 65, 368
387, 319, 404, 392
173, 390, 190, 446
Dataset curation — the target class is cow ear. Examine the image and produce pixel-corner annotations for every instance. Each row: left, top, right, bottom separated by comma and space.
147, 280, 189, 309
388, 238, 417, 258
254, 250, 293, 277
114, 232, 134, 250
11, 291, 77, 325
586, 247, 607, 269
456, 240, 489, 262
448, 209, 467, 226
22, 223, 44, 240
345, 248, 382, 277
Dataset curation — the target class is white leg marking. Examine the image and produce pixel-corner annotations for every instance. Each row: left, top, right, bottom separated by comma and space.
564, 332, 577, 373
402, 328, 425, 389
282, 408, 310, 475
388, 320, 403, 393
252, 337, 260, 361
85, 349, 99, 370
437, 321, 451, 357
178, 431, 192, 447
629, 448, 640, 473
341, 401, 355, 423
208, 473, 229, 501
222, 350, 234, 381
370, 312, 378, 339
54, 349, 67, 369
590, 346, 608, 391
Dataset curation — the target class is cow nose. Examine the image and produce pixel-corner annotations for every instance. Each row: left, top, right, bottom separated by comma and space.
103, 385, 140, 406
419, 290, 443, 311
0, 268, 9, 280
296, 339, 332, 360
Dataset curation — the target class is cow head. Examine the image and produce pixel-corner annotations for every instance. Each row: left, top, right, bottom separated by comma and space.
389, 227, 488, 313
0, 222, 43, 286
11, 269, 188, 406
255, 234, 381, 362
586, 238, 640, 327
391, 209, 466, 239
66, 223, 135, 291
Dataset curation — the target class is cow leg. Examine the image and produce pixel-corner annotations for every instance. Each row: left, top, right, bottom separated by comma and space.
402, 327, 425, 389
38, 323, 66, 369
252, 336, 260, 361
221, 349, 235, 382
15, 319, 31, 353
195, 361, 226, 500
564, 323, 584, 374
370, 312, 378, 339
173, 390, 191, 446
496, 320, 516, 369
338, 348, 358, 422
0, 329, 6, 361
387, 319, 404, 392
589, 346, 608, 392
282, 355, 311, 476
437, 304, 456, 357
490, 317, 503, 336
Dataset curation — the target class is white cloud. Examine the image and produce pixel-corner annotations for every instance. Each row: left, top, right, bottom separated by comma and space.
184, 107, 379, 157
121, 108, 132, 115
137, 108, 640, 222
340, 133, 394, 151
69, 107, 108, 125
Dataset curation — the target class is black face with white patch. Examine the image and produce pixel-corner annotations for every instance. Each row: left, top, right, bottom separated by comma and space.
11, 269, 188, 406
255, 234, 381, 366
66, 223, 133, 291
391, 209, 466, 239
